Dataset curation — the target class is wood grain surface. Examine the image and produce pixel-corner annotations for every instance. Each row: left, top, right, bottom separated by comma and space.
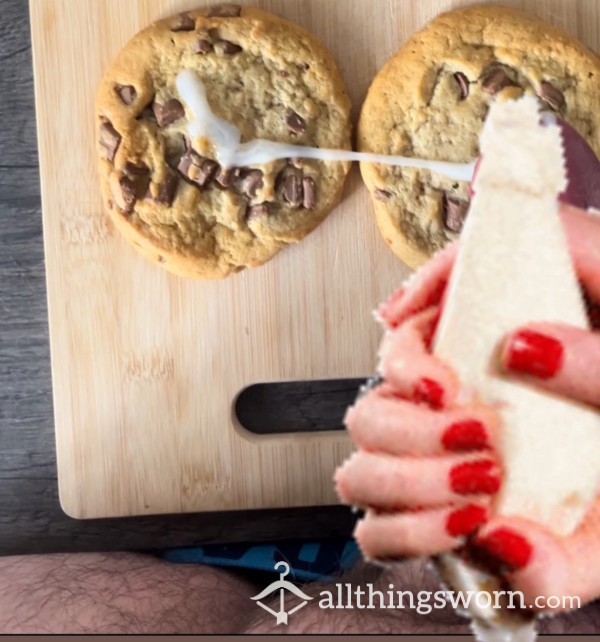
0, 0, 355, 555
28, 0, 600, 520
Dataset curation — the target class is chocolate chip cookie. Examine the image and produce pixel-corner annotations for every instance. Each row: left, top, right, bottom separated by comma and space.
358, 5, 600, 269
96, 5, 351, 279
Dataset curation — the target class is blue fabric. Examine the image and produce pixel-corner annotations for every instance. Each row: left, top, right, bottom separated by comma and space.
161, 538, 360, 582
298, 542, 319, 564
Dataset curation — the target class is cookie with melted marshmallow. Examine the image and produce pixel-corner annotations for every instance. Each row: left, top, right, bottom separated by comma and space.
358, 4, 600, 269
96, 4, 351, 279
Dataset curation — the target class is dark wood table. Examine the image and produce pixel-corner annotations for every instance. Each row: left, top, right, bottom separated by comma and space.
0, 0, 356, 556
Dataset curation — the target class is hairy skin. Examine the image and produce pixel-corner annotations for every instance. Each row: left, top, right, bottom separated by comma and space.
0, 553, 599, 633
0, 553, 256, 633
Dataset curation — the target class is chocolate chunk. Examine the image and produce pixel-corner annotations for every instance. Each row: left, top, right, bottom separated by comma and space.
246, 203, 270, 220
207, 4, 242, 17
192, 159, 219, 187
539, 81, 565, 111
214, 40, 243, 55
482, 68, 514, 95
453, 72, 469, 100
242, 170, 264, 198
116, 175, 137, 214
443, 195, 470, 233
153, 99, 185, 127
302, 177, 316, 210
177, 151, 195, 177
283, 174, 303, 208
116, 84, 137, 105
178, 150, 218, 187
216, 167, 235, 187
155, 174, 179, 206
119, 166, 150, 208
124, 162, 149, 177
170, 13, 195, 32
374, 188, 392, 202
99, 121, 121, 162
285, 110, 306, 135
194, 38, 213, 54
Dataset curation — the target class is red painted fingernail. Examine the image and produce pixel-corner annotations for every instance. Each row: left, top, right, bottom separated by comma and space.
446, 504, 488, 537
504, 330, 564, 379
476, 527, 533, 571
413, 377, 445, 409
442, 420, 489, 452
450, 460, 501, 495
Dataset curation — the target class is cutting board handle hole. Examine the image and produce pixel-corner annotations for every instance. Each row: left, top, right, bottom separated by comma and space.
234, 378, 365, 435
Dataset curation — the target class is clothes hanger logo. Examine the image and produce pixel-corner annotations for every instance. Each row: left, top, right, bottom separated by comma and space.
250, 561, 313, 625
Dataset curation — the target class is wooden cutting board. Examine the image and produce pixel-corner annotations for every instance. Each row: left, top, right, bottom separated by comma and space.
30, 0, 598, 519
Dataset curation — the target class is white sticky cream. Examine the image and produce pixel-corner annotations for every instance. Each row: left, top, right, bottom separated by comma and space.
175, 69, 476, 182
